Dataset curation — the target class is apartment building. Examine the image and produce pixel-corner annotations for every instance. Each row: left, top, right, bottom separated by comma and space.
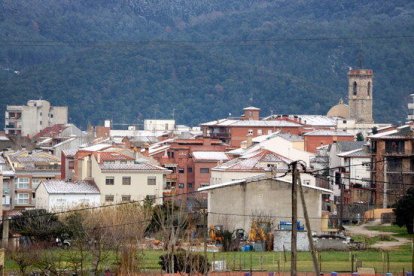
5, 100, 68, 137
370, 125, 414, 207
148, 137, 228, 202
4, 150, 61, 209
72, 146, 169, 205
201, 107, 303, 148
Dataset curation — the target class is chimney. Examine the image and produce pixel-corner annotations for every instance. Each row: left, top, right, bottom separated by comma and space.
246, 134, 253, 148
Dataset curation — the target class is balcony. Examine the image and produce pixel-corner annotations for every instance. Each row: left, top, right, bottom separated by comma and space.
209, 132, 230, 139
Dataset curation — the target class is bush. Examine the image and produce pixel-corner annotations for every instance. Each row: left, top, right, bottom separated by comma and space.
159, 252, 210, 273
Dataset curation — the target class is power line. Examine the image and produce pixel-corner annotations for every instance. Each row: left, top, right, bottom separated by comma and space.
1, 35, 413, 48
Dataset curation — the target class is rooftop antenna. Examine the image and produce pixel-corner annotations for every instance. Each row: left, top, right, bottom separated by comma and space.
172, 108, 175, 120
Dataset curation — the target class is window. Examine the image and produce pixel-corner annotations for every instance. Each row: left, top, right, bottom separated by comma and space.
178, 183, 185, 189
367, 81, 371, 96
385, 140, 405, 154
248, 129, 253, 135
40, 121, 42, 125
200, 168, 210, 173
121, 195, 131, 202
257, 129, 262, 135
105, 195, 114, 202
187, 167, 193, 173
147, 176, 156, 185
16, 178, 30, 189
188, 183, 193, 189
267, 130, 272, 135
105, 177, 114, 185
353, 81, 357, 95
201, 183, 209, 187
17, 193, 29, 204
122, 176, 131, 185
167, 151, 175, 158
178, 168, 185, 173
68, 160, 74, 170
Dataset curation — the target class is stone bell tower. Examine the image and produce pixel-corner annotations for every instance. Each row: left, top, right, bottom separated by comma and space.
348, 69, 374, 123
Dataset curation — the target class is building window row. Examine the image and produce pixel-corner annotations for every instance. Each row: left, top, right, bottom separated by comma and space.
105, 176, 157, 185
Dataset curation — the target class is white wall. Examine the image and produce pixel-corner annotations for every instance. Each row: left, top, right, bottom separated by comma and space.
207, 178, 324, 234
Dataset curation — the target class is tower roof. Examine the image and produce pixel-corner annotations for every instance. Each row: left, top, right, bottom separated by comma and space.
327, 99, 350, 119
347, 69, 373, 76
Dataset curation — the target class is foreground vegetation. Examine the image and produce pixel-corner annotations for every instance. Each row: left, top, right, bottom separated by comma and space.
4, 246, 413, 274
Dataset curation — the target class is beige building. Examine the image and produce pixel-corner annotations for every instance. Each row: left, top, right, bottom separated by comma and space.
5, 100, 68, 137
199, 177, 331, 233
76, 149, 170, 205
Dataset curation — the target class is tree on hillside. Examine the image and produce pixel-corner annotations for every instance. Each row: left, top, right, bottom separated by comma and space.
393, 187, 414, 234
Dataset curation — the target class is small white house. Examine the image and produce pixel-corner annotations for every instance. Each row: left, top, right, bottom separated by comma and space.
35, 180, 100, 212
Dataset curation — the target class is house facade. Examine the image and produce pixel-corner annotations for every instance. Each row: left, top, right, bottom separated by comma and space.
35, 180, 100, 211
4, 150, 61, 210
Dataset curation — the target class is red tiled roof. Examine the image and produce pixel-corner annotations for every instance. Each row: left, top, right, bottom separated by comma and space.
94, 151, 134, 164
33, 124, 67, 139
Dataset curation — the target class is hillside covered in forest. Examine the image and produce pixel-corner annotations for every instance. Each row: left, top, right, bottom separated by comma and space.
1, 0, 413, 127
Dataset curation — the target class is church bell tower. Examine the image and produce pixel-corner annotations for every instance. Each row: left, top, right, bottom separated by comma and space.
348, 69, 374, 123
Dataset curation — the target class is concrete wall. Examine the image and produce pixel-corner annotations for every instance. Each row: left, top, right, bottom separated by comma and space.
144, 119, 175, 131
207, 178, 324, 234
273, 230, 309, 251
35, 183, 100, 211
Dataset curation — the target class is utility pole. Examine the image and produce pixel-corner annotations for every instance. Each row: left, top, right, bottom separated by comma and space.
412, 216, 414, 274
297, 171, 320, 275
203, 209, 208, 275
291, 162, 298, 276
383, 158, 388, 208
336, 169, 344, 229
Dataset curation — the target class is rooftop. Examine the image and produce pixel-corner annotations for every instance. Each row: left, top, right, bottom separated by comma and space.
41, 180, 100, 194
201, 118, 301, 127
100, 162, 168, 172
213, 149, 291, 172
192, 151, 229, 162
264, 114, 338, 127
94, 151, 135, 163
198, 175, 332, 194
304, 130, 354, 136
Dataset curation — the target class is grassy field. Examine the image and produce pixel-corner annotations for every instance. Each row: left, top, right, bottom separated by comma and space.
5, 246, 413, 274
365, 224, 413, 238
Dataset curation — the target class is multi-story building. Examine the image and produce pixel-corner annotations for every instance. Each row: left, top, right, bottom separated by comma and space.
370, 125, 414, 207
201, 107, 303, 148
4, 150, 61, 209
72, 145, 169, 205
148, 137, 228, 202
5, 100, 68, 137
304, 130, 355, 153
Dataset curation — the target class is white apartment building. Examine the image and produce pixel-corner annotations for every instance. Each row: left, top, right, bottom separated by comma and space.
5, 100, 68, 137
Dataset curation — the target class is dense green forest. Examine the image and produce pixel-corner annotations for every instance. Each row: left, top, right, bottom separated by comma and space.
0, 0, 413, 127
